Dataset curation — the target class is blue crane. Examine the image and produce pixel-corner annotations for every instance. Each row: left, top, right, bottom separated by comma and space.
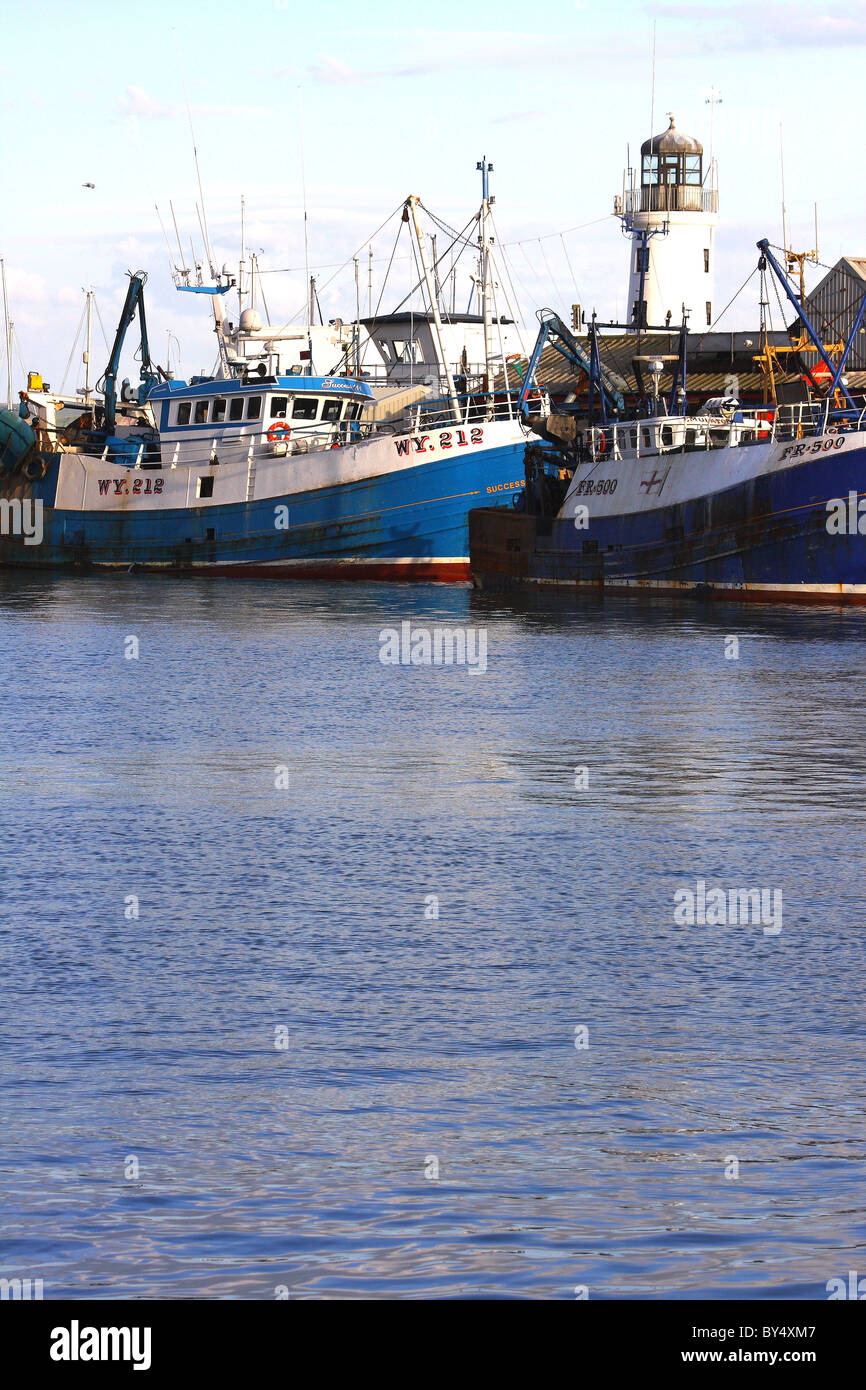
99, 271, 160, 433
517, 308, 626, 424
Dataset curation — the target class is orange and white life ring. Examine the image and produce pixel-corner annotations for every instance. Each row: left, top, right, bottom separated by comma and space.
267, 421, 291, 445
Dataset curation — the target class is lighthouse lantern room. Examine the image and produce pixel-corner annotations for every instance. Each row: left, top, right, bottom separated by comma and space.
614, 114, 719, 332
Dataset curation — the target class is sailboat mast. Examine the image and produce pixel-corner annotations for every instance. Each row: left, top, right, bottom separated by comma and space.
406, 197, 459, 417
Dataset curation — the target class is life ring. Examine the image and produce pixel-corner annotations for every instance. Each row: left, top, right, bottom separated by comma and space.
22, 455, 47, 481
597, 430, 608, 456
267, 421, 291, 445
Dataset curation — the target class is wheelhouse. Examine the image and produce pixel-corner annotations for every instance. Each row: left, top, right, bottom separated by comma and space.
149, 375, 374, 456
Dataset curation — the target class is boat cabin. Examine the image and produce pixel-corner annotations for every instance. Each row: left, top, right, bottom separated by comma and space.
148, 375, 374, 463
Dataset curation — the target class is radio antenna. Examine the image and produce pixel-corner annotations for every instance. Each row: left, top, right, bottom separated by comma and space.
174, 30, 217, 280
298, 88, 311, 336
779, 122, 788, 255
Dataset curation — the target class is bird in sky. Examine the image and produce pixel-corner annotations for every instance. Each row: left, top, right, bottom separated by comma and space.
82, 182, 95, 189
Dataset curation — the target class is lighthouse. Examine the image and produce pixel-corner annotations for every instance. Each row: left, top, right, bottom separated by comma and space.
614, 114, 719, 331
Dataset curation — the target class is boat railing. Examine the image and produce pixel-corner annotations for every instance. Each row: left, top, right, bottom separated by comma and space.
27, 389, 533, 472
775, 397, 866, 440
413, 387, 541, 430
589, 412, 777, 462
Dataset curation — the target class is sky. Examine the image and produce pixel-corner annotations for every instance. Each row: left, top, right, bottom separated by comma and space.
1, 0, 865, 390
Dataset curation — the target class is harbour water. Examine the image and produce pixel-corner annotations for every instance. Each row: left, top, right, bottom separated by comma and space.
1, 573, 865, 1299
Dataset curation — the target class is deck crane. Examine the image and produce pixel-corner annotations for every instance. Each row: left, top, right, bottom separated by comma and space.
98, 271, 160, 433
517, 308, 627, 425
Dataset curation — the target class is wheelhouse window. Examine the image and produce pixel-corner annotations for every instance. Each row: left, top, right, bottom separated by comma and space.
292, 398, 319, 420
211, 398, 227, 424
246, 396, 262, 420
321, 399, 343, 423
661, 424, 673, 446
346, 401, 363, 421
194, 400, 208, 424
270, 396, 289, 419
390, 340, 422, 365
229, 397, 244, 421
176, 402, 191, 426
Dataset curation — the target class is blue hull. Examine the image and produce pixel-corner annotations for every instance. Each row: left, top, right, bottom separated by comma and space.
470, 443, 866, 603
0, 440, 527, 580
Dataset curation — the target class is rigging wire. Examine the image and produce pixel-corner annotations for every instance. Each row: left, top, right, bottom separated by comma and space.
92, 297, 112, 354
538, 238, 566, 308
559, 233, 585, 308
271, 201, 405, 333
702, 264, 760, 335
488, 207, 526, 325
59, 299, 88, 394
504, 214, 610, 248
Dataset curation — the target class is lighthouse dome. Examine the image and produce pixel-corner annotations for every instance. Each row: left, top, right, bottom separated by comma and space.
641, 115, 702, 157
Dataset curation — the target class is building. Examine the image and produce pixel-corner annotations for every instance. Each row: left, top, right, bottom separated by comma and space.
802, 258, 866, 373
614, 115, 719, 332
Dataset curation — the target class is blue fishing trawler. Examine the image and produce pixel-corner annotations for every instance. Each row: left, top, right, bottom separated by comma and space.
0, 182, 539, 580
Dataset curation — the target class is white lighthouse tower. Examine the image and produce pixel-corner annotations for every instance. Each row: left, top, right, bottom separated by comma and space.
615, 114, 719, 331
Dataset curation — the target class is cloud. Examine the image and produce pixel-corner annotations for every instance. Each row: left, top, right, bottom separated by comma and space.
652, 2, 866, 49
120, 85, 175, 119
118, 86, 266, 120
492, 110, 544, 125
279, 33, 585, 87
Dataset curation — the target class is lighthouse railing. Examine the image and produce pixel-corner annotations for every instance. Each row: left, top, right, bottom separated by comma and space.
625, 186, 719, 216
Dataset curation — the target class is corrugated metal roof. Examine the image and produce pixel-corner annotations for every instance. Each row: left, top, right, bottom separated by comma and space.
497, 332, 790, 398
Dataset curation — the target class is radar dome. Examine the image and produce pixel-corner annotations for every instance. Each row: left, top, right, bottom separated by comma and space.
239, 308, 262, 332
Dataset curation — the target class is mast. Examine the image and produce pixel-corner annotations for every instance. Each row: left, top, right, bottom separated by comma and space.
1, 258, 11, 408
406, 196, 459, 417
239, 194, 246, 319
84, 289, 93, 402
476, 157, 494, 386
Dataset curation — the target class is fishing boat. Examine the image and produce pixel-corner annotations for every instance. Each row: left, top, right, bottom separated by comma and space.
469, 239, 866, 605
0, 175, 540, 580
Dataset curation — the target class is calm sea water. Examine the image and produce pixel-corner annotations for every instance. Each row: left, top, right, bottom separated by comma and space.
1, 572, 865, 1300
